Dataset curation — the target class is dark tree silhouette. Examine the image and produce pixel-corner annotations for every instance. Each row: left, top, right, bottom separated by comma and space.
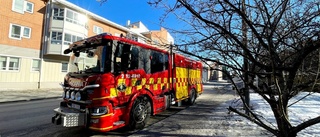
145, 0, 320, 136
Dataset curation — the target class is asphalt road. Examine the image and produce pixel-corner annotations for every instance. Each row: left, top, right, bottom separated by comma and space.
0, 98, 185, 137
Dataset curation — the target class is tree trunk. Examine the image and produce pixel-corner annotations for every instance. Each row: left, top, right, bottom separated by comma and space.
271, 102, 298, 137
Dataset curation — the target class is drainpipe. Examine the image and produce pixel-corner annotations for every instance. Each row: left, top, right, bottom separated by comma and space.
39, 0, 53, 88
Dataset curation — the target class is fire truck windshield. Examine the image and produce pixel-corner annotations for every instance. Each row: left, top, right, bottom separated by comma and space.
68, 46, 105, 73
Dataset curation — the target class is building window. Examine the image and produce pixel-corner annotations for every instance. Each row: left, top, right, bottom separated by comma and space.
131, 36, 138, 42
23, 27, 31, 38
66, 9, 87, 26
64, 33, 83, 45
61, 63, 68, 72
12, 0, 24, 13
0, 56, 7, 70
10, 24, 21, 39
12, 0, 34, 14
51, 31, 62, 44
53, 8, 64, 20
32, 59, 40, 71
0, 56, 20, 71
24, 1, 34, 13
93, 26, 103, 34
9, 24, 31, 39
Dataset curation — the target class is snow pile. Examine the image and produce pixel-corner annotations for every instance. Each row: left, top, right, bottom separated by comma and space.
230, 92, 320, 136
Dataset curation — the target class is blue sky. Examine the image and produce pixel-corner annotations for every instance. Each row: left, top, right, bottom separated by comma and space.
67, 0, 170, 31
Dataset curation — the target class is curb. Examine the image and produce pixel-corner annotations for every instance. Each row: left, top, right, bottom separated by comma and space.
0, 96, 61, 104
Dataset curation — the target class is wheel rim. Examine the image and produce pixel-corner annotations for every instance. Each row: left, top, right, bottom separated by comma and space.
133, 103, 147, 123
191, 90, 196, 103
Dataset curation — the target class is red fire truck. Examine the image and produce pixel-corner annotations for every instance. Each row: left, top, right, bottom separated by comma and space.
52, 33, 203, 132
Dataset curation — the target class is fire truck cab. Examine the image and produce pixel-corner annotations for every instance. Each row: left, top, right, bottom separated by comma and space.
52, 33, 203, 132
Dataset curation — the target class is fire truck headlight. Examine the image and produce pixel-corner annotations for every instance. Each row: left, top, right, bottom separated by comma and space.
71, 91, 76, 100
66, 91, 70, 99
75, 92, 81, 101
91, 106, 108, 116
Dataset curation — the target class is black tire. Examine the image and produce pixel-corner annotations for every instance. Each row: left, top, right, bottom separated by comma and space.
187, 89, 196, 105
129, 96, 151, 130
165, 94, 171, 110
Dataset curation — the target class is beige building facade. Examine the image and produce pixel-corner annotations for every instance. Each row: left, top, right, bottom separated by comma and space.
0, 0, 46, 89
0, 0, 174, 90
127, 21, 174, 47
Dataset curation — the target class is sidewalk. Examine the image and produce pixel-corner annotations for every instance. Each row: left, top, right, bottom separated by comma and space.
0, 88, 62, 103
0, 81, 228, 104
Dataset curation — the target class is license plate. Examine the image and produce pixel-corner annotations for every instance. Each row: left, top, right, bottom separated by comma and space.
71, 103, 80, 109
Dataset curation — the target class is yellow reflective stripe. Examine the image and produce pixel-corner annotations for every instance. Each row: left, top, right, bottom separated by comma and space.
125, 86, 132, 95
157, 78, 162, 84
149, 78, 154, 84
142, 78, 146, 85
131, 78, 137, 86
176, 96, 189, 102
89, 126, 113, 131
92, 96, 112, 100
110, 88, 117, 97
153, 84, 158, 90
136, 85, 142, 90
91, 113, 113, 118
145, 85, 150, 89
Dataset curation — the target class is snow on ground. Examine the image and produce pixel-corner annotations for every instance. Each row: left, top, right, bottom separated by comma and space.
229, 91, 320, 137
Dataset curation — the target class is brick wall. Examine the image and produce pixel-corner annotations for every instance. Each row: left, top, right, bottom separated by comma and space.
0, 0, 46, 50
87, 18, 127, 37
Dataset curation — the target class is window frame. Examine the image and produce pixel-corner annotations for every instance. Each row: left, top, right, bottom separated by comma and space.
9, 24, 22, 39
24, 1, 34, 13
9, 24, 31, 39
0, 56, 21, 71
93, 25, 103, 34
53, 8, 64, 20
22, 26, 31, 38
65, 9, 86, 26
12, 0, 24, 14
64, 33, 83, 45
12, 0, 34, 14
31, 59, 41, 72
61, 62, 68, 73
50, 31, 63, 44
0, 56, 7, 70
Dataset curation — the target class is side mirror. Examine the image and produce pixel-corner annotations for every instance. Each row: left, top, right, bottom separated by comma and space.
64, 49, 72, 54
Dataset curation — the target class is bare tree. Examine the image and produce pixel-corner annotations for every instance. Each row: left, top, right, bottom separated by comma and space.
147, 0, 320, 136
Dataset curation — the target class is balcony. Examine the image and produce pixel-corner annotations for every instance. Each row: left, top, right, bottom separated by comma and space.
45, 21, 88, 56
46, 41, 70, 56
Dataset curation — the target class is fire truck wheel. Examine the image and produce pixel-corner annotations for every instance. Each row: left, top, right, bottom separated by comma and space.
187, 89, 196, 105
129, 96, 151, 130
165, 94, 171, 110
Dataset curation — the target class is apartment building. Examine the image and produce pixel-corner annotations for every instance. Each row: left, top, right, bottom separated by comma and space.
40, 0, 130, 89
127, 21, 174, 47
0, 0, 174, 90
0, 0, 47, 89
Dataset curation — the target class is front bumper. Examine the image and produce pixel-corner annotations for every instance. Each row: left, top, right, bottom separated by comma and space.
52, 107, 86, 127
